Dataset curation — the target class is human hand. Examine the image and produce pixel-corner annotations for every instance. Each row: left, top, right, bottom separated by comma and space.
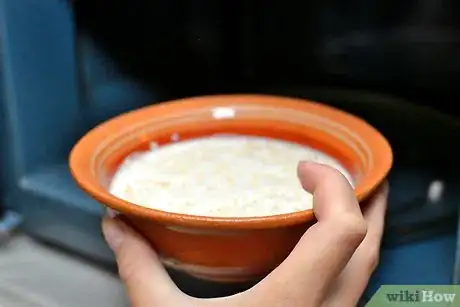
102, 162, 389, 307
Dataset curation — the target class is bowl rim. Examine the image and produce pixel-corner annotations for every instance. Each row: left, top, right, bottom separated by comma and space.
69, 94, 393, 230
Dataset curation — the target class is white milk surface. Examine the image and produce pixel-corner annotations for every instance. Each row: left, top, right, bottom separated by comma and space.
109, 135, 353, 217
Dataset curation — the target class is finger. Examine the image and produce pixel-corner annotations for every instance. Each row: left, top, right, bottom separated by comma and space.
253, 162, 367, 306
298, 162, 363, 219
102, 216, 181, 307
324, 182, 389, 307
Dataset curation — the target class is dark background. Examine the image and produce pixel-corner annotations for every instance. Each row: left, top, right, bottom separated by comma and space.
75, 0, 460, 115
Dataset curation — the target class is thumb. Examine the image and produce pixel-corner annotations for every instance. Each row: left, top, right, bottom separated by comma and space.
102, 216, 181, 306
252, 162, 366, 306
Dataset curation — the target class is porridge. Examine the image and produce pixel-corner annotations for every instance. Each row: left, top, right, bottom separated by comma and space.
109, 135, 353, 217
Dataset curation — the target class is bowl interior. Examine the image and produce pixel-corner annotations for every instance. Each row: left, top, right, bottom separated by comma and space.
70, 95, 392, 228
95, 107, 368, 188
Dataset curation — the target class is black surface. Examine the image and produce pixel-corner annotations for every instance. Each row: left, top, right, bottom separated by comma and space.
74, 0, 460, 116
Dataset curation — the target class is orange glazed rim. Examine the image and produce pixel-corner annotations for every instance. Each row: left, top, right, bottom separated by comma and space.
69, 94, 393, 230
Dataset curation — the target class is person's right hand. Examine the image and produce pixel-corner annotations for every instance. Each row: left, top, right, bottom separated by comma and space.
103, 162, 389, 307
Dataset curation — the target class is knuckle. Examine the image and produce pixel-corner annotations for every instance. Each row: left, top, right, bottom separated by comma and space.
118, 260, 139, 284
336, 215, 368, 244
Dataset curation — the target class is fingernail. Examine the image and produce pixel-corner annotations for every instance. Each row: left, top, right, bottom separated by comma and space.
102, 218, 125, 251
106, 208, 119, 218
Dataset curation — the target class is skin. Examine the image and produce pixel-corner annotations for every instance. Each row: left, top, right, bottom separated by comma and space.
102, 162, 389, 307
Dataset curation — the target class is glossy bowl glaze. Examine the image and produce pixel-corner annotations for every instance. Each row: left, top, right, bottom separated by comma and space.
69, 94, 392, 282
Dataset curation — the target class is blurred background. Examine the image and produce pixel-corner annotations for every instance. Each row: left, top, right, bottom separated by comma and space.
1, 0, 460, 306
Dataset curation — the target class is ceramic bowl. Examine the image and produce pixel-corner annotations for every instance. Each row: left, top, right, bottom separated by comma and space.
69, 94, 392, 282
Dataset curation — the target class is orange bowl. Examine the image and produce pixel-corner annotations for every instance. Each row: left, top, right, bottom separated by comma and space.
69, 94, 392, 282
